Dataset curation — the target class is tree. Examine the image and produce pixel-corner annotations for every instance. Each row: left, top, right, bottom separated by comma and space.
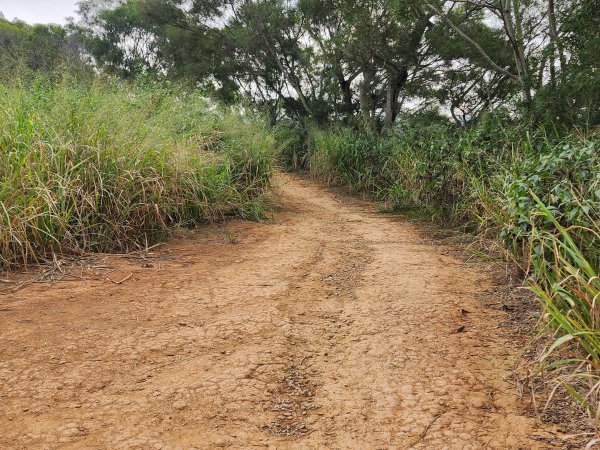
0, 17, 85, 80
72, 0, 600, 128
76, 0, 166, 77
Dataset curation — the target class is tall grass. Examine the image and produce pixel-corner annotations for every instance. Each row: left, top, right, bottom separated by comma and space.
530, 196, 600, 420
0, 76, 276, 268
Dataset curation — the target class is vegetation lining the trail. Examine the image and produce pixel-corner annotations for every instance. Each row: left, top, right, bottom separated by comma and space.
284, 119, 600, 424
530, 201, 599, 417
0, 78, 276, 268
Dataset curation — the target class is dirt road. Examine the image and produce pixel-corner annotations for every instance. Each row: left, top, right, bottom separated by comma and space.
0, 174, 560, 449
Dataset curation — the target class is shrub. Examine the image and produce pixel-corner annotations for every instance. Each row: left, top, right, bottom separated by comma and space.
501, 140, 600, 250
274, 119, 309, 171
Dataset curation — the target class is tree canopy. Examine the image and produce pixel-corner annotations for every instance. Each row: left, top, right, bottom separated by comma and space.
2, 0, 598, 129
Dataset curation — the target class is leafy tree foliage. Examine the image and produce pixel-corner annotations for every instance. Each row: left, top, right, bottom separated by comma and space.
0, 17, 84, 80
2, 0, 598, 129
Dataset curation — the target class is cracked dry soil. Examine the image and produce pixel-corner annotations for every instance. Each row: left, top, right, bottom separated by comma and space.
0, 174, 563, 449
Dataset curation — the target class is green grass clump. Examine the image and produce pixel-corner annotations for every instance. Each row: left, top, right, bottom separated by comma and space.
0, 76, 276, 268
529, 197, 600, 420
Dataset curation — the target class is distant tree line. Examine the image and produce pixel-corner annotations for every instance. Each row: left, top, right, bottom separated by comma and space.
1, 0, 599, 129
0, 16, 85, 79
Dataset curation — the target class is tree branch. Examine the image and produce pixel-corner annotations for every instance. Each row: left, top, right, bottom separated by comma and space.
424, 2, 518, 81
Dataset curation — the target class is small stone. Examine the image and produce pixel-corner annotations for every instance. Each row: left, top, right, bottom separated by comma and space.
173, 401, 187, 411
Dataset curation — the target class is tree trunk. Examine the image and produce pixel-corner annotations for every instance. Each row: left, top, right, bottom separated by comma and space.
547, 0, 566, 83
502, 0, 531, 103
384, 67, 408, 128
337, 74, 354, 119
359, 66, 375, 131
383, 11, 431, 129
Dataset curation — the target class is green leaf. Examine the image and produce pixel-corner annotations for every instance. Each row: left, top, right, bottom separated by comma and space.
541, 334, 574, 362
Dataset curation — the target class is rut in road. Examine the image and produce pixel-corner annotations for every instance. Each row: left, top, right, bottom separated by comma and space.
0, 173, 560, 449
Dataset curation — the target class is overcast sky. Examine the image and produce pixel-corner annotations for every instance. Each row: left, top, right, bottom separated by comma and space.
0, 0, 79, 25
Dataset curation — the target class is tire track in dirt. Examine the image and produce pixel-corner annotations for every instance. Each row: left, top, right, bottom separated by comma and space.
0, 173, 562, 449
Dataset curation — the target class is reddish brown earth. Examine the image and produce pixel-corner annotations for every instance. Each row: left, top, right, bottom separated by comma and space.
0, 174, 564, 449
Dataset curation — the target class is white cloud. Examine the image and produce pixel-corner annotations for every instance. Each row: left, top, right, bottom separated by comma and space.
0, 0, 78, 25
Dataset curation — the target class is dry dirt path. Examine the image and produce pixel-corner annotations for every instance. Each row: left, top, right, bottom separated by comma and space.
0, 174, 561, 449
